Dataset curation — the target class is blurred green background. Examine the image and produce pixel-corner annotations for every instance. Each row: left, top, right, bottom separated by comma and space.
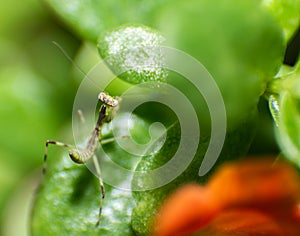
0, 0, 82, 235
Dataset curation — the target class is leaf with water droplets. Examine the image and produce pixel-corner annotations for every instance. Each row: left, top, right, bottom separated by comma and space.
98, 25, 168, 84
268, 94, 280, 127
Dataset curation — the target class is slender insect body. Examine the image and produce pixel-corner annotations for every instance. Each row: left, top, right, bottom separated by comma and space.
43, 91, 120, 226
69, 105, 107, 164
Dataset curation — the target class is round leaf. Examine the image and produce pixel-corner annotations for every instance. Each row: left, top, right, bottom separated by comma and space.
131, 114, 257, 235
31, 159, 136, 235
98, 25, 167, 84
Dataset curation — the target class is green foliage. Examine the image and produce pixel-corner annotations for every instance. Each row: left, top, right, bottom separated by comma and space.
31, 114, 152, 235
276, 91, 300, 166
262, 0, 300, 41
29, 0, 299, 235
31, 157, 135, 236
98, 25, 167, 84
155, 0, 284, 131
131, 115, 257, 235
269, 63, 300, 167
0, 0, 79, 230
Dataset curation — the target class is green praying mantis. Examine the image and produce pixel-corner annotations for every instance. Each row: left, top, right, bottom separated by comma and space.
43, 91, 120, 226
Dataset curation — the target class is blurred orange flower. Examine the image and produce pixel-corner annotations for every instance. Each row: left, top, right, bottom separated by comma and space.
153, 158, 300, 236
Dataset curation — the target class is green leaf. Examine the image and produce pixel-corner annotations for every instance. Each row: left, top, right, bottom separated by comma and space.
43, 0, 169, 43
131, 114, 258, 235
31, 158, 136, 235
262, 0, 300, 42
154, 0, 284, 131
276, 91, 300, 167
268, 63, 300, 167
98, 25, 167, 84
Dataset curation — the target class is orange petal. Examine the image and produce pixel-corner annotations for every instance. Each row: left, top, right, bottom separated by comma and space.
208, 158, 300, 214
153, 184, 219, 236
196, 208, 300, 236
153, 158, 300, 236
